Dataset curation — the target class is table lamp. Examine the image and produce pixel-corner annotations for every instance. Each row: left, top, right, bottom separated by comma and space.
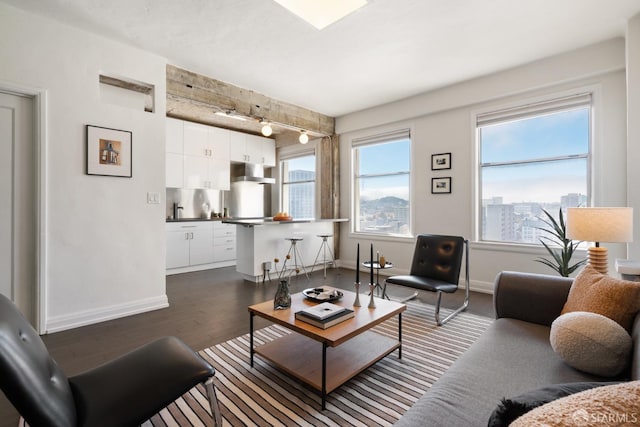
566, 207, 633, 274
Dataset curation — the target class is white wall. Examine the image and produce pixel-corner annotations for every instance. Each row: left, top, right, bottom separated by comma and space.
337, 38, 630, 292
0, 4, 168, 332
627, 13, 640, 260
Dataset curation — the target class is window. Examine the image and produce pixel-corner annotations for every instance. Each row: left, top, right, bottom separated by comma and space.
477, 94, 591, 244
280, 154, 315, 218
352, 129, 411, 236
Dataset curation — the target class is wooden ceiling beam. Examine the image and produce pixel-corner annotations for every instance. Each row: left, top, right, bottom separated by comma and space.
166, 65, 335, 137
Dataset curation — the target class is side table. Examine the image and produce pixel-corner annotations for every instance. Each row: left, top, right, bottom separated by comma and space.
362, 261, 394, 299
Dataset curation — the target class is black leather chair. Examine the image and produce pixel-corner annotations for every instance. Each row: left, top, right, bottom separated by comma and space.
384, 234, 469, 326
0, 293, 222, 426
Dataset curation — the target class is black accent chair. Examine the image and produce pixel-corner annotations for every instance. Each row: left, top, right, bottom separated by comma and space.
0, 293, 222, 427
383, 234, 469, 326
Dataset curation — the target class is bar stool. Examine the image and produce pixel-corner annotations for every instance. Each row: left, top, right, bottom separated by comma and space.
283, 237, 309, 281
312, 234, 336, 278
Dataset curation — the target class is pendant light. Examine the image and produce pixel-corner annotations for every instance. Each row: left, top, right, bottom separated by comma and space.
299, 131, 309, 144
260, 121, 273, 137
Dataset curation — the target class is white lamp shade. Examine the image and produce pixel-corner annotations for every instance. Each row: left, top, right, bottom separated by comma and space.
566, 207, 633, 243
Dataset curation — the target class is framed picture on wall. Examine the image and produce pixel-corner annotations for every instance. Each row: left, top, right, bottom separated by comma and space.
431, 152, 451, 170
86, 125, 132, 177
432, 177, 451, 194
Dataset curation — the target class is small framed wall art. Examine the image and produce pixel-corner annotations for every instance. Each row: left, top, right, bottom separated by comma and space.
86, 125, 132, 177
431, 152, 451, 170
432, 177, 451, 194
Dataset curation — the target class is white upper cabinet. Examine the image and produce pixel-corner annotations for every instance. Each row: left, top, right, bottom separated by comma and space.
166, 118, 184, 188
166, 117, 184, 154
262, 138, 276, 167
209, 126, 230, 160
166, 118, 231, 190
229, 130, 275, 166
166, 153, 184, 188
229, 131, 248, 163
183, 122, 210, 157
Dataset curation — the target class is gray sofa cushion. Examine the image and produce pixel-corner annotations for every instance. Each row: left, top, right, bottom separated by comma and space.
394, 318, 606, 427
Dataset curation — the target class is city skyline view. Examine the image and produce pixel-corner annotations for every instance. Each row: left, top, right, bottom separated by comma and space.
355, 139, 410, 234
480, 105, 590, 243
286, 103, 589, 243
480, 106, 589, 204
282, 155, 316, 218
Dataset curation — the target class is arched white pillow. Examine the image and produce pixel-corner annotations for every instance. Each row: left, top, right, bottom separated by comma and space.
550, 311, 632, 377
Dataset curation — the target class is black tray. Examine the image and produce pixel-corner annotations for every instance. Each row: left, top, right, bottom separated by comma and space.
302, 288, 343, 302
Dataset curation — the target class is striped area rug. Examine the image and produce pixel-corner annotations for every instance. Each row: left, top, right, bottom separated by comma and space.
144, 302, 492, 427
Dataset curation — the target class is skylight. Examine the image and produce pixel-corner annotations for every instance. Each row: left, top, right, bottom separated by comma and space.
273, 0, 367, 30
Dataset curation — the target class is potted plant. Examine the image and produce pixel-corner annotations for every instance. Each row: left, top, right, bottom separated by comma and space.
535, 208, 586, 277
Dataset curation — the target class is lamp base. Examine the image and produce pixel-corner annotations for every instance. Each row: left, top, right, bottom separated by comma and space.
588, 246, 608, 275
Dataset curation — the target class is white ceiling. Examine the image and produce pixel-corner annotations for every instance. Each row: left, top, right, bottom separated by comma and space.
3, 0, 640, 117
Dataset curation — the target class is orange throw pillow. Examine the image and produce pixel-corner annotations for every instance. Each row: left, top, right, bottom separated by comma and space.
561, 265, 640, 333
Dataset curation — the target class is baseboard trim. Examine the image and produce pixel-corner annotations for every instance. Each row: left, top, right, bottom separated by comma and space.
166, 260, 237, 275
470, 280, 494, 294
45, 295, 169, 334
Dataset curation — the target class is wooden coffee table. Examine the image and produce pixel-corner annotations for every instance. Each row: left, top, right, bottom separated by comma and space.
248, 288, 406, 409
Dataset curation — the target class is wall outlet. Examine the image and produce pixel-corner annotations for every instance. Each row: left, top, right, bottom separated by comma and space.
146, 192, 160, 204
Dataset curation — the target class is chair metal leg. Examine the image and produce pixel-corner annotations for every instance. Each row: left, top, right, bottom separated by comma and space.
434, 290, 469, 326
382, 279, 418, 302
434, 239, 470, 326
205, 377, 222, 427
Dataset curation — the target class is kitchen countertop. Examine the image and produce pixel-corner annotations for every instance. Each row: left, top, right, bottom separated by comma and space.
222, 217, 349, 226
166, 217, 231, 222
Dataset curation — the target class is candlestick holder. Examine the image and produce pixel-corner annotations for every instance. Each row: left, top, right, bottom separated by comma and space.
368, 283, 376, 309
353, 282, 361, 307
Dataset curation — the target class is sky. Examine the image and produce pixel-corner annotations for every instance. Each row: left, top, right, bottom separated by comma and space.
480, 107, 589, 204
286, 106, 589, 205
357, 139, 410, 201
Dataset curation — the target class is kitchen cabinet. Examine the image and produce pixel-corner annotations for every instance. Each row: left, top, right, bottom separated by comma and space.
213, 222, 236, 261
183, 121, 210, 157
168, 119, 231, 190
166, 117, 184, 153
166, 118, 185, 188
229, 131, 275, 166
166, 154, 184, 188
166, 222, 214, 269
229, 131, 248, 162
262, 138, 276, 167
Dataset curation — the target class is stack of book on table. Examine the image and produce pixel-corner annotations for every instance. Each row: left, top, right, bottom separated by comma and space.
295, 302, 355, 329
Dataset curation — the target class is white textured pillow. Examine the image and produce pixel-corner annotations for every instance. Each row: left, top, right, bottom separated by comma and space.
550, 311, 632, 377
510, 381, 640, 427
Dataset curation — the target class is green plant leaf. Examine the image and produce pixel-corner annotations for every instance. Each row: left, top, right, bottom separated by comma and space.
535, 208, 585, 277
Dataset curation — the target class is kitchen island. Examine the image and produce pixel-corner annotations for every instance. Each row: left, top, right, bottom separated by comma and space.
222, 218, 348, 282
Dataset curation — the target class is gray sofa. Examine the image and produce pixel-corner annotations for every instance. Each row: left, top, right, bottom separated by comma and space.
395, 271, 640, 426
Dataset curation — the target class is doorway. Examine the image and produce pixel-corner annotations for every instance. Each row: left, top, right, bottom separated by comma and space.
0, 91, 37, 325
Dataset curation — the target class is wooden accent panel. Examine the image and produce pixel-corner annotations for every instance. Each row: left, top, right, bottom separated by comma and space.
99, 74, 153, 94
319, 135, 341, 258
166, 65, 334, 137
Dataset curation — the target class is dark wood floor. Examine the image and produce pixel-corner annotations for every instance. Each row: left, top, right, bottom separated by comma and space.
0, 266, 494, 426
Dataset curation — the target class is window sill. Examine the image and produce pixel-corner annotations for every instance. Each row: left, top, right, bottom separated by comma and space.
348, 231, 414, 243
471, 240, 587, 257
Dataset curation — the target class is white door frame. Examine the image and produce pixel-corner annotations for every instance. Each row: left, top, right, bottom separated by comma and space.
1, 80, 48, 333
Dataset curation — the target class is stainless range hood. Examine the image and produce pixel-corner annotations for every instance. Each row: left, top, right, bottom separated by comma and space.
231, 163, 275, 184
